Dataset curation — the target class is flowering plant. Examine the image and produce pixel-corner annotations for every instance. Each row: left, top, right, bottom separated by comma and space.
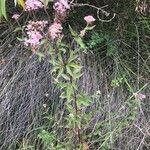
84, 15, 96, 24
19, 1, 96, 148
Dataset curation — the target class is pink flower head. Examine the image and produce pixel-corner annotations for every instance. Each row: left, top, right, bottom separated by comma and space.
48, 22, 63, 40
54, 0, 70, 15
54, 2, 65, 15
24, 31, 43, 47
26, 20, 48, 31
84, 15, 95, 24
134, 93, 146, 100
60, 0, 70, 9
12, 14, 20, 20
25, 0, 44, 11
24, 20, 47, 48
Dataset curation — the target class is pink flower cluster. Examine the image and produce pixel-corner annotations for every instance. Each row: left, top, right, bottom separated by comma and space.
24, 21, 48, 48
26, 20, 48, 31
24, 31, 43, 47
84, 15, 95, 24
12, 14, 20, 20
54, 0, 70, 15
48, 22, 63, 40
25, 0, 44, 11
134, 93, 146, 100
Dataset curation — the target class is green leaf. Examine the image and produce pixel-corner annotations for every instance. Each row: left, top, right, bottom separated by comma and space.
57, 82, 67, 89
73, 67, 81, 74
77, 95, 92, 107
60, 47, 66, 53
51, 66, 60, 75
69, 25, 86, 49
66, 64, 82, 79
68, 63, 82, 69
69, 25, 78, 37
0, 7, 2, 21
49, 59, 59, 66
72, 72, 83, 79
74, 36, 86, 49
61, 73, 70, 80
58, 53, 63, 62
56, 68, 64, 79
66, 104, 74, 113
38, 130, 55, 145
13, 27, 23, 32
85, 25, 96, 31
66, 85, 73, 100
66, 66, 74, 77
36, 52, 45, 62
17, 37, 24, 41
68, 51, 78, 63
0, 0, 7, 19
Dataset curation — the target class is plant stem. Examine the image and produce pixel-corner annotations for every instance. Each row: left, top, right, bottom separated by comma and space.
73, 89, 81, 143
